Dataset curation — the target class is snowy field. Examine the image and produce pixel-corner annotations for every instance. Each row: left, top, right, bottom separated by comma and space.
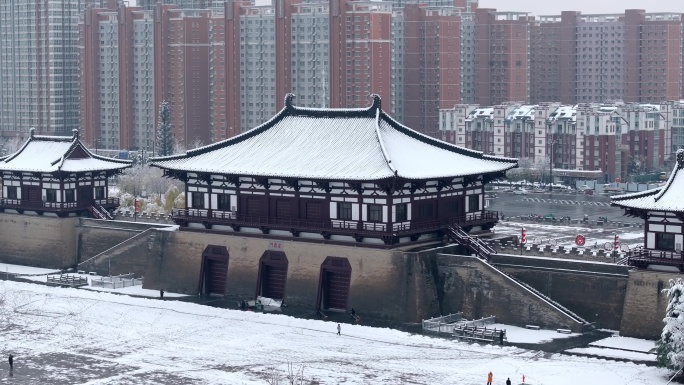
494, 221, 644, 251
0, 280, 671, 385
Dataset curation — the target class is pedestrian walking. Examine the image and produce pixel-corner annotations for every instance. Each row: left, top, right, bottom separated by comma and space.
486, 371, 492, 385
499, 330, 504, 345
506, 378, 511, 385
337, 323, 341, 336
8, 354, 13, 371
160, 289, 164, 299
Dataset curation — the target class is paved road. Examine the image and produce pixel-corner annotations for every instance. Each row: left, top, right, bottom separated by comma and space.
488, 191, 641, 224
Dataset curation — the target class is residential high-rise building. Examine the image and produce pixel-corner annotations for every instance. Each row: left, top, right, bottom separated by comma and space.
473, 9, 530, 106
81, 4, 156, 150
0, 0, 103, 140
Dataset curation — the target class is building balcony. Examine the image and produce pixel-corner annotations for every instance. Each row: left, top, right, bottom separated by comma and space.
172, 209, 499, 245
628, 247, 684, 271
0, 197, 120, 216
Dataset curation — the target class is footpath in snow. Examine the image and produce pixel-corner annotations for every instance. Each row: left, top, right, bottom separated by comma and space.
0, 280, 671, 385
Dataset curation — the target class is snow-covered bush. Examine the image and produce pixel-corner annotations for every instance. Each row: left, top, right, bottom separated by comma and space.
657, 278, 684, 378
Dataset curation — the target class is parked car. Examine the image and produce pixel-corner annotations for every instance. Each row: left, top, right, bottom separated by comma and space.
513, 189, 528, 195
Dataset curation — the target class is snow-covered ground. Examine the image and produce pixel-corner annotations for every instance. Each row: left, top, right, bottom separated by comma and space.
565, 347, 656, 362
22, 271, 187, 298
488, 323, 580, 344
494, 221, 644, 251
0, 262, 60, 276
590, 335, 656, 353
0, 280, 670, 384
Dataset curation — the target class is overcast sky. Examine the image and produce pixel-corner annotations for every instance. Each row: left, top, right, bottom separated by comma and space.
478, 0, 684, 15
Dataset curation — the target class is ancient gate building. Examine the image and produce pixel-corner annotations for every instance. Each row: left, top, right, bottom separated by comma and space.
612, 149, 684, 270
149, 94, 517, 314
0, 129, 130, 218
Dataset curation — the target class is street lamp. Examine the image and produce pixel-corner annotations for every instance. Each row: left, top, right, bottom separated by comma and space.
549, 139, 560, 192
95, 138, 100, 155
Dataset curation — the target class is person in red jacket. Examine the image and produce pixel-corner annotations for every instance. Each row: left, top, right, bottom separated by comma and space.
487, 371, 493, 385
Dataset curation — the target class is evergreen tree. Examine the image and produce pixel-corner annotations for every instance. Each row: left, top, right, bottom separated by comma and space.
156, 101, 173, 156
657, 278, 684, 378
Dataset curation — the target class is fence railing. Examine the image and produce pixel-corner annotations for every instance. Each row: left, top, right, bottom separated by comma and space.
90, 273, 143, 289
173, 209, 499, 235
422, 312, 465, 334
47, 274, 88, 287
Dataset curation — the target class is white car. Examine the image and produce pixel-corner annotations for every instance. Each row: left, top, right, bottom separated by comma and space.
513, 189, 528, 195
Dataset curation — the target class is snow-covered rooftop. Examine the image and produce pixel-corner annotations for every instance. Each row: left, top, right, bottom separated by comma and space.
151, 95, 518, 181
611, 149, 684, 213
548, 105, 577, 123
0, 129, 131, 174
506, 105, 535, 121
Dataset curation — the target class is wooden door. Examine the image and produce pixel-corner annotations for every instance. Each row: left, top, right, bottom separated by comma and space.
256, 251, 289, 301
246, 197, 261, 217
78, 186, 93, 205
25, 186, 42, 205
198, 245, 229, 296
316, 257, 352, 311
325, 271, 351, 310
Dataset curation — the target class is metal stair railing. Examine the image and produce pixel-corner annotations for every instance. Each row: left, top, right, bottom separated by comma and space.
95, 203, 113, 220
87, 205, 106, 219
444, 224, 497, 260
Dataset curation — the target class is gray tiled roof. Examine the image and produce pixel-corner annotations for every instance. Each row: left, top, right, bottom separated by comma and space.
611, 149, 684, 213
151, 94, 518, 181
0, 131, 131, 173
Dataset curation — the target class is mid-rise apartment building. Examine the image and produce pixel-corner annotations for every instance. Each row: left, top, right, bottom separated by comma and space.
440, 101, 673, 182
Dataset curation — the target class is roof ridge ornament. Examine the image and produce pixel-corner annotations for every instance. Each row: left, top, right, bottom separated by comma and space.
370, 94, 381, 112
72, 129, 80, 140
677, 149, 684, 169
284, 93, 295, 111
29, 127, 35, 138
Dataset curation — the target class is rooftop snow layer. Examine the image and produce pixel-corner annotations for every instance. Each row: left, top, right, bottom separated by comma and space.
151, 95, 518, 181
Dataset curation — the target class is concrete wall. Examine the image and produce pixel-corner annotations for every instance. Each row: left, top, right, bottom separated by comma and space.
141, 230, 442, 322
620, 269, 680, 339
491, 254, 629, 330
436, 254, 584, 332
0, 213, 78, 268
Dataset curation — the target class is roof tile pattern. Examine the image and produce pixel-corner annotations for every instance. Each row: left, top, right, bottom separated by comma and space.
0, 132, 131, 173
151, 95, 518, 181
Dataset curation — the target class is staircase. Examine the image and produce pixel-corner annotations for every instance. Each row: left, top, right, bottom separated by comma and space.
88, 203, 113, 220
443, 224, 497, 260
443, 224, 591, 331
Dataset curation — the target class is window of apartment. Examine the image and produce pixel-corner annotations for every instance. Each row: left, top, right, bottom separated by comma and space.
338, 202, 353, 220
396, 203, 408, 222
191, 192, 204, 209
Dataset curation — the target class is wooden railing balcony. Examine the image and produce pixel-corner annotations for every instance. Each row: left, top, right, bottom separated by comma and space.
628, 247, 684, 271
0, 197, 120, 212
172, 208, 499, 239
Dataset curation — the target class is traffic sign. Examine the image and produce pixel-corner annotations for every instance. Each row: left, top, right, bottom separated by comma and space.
575, 235, 585, 246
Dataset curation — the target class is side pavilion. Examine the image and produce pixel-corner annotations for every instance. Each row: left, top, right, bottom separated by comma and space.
0, 129, 131, 218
